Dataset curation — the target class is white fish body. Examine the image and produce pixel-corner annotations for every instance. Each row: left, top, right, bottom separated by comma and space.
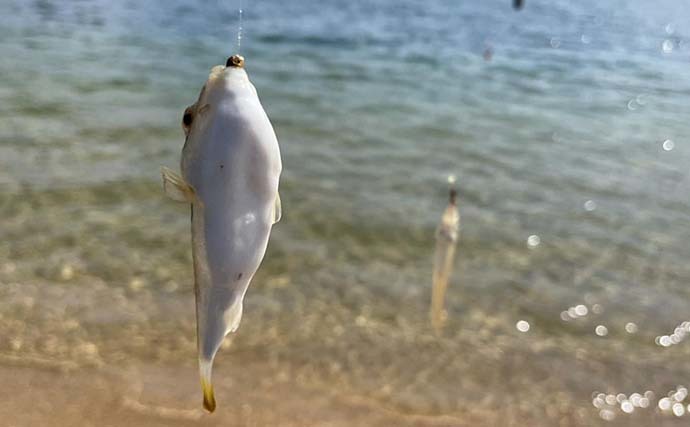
430, 178, 460, 333
162, 55, 281, 412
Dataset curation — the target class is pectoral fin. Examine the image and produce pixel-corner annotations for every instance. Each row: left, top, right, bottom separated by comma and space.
161, 167, 195, 203
273, 192, 282, 224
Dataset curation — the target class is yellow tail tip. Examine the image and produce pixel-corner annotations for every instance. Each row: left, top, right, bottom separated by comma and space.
202, 380, 216, 413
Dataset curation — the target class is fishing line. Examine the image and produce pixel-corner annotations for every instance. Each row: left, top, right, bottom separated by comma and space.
236, 0, 244, 53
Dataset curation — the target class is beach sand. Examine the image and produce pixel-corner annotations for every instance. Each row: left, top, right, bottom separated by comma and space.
0, 361, 472, 427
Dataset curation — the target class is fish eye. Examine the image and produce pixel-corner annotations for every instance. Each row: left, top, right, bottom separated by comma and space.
182, 106, 194, 136
183, 110, 193, 126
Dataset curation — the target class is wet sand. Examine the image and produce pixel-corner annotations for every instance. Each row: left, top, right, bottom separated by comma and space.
0, 361, 472, 427
4, 271, 690, 426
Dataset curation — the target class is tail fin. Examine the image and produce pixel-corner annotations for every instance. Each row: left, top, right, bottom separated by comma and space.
197, 299, 244, 413
199, 358, 216, 413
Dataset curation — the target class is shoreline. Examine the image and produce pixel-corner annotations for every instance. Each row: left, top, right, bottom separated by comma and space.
0, 359, 472, 427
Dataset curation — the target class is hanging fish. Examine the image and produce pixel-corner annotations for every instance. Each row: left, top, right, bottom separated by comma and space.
161, 54, 282, 412
430, 176, 460, 333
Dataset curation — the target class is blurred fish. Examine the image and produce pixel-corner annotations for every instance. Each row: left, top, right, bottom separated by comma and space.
430, 176, 460, 333
161, 54, 282, 412
513, 0, 524, 10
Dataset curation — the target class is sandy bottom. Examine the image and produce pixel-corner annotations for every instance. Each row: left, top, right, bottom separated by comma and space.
0, 360, 471, 427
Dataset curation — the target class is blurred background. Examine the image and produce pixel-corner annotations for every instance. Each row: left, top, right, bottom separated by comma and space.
1, 0, 689, 425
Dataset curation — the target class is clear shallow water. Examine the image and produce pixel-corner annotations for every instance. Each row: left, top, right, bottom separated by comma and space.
1, 0, 690, 424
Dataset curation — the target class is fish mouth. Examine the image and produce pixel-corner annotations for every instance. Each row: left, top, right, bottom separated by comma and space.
203, 55, 252, 100
207, 54, 245, 85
